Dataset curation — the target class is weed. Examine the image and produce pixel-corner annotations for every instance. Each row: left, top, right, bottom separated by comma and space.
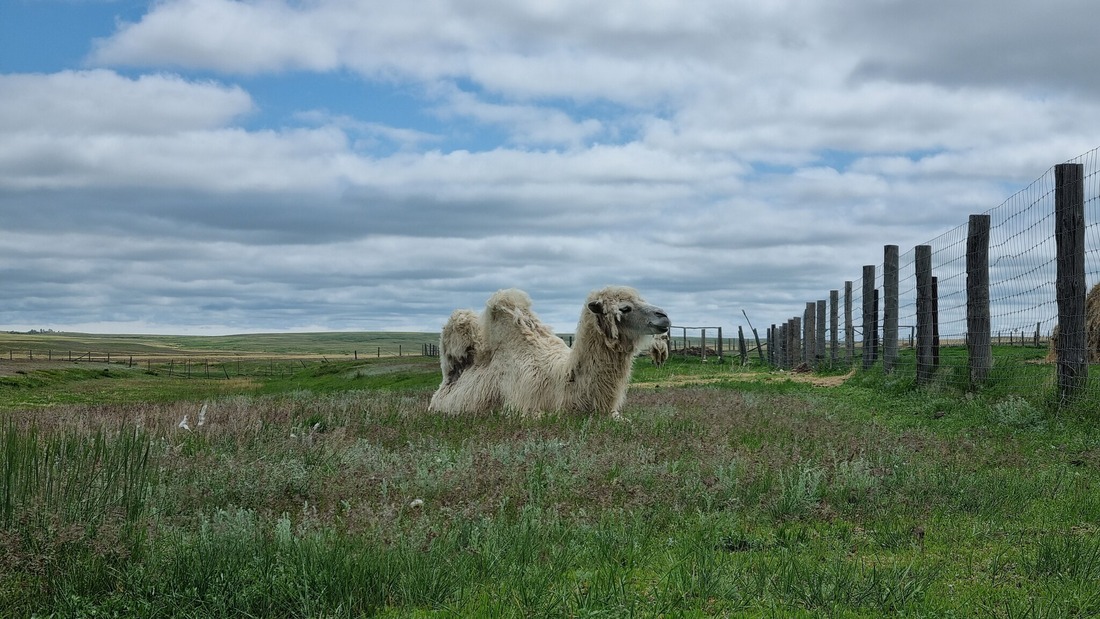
991, 395, 1046, 430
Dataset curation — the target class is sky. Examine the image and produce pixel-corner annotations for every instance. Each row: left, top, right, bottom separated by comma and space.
2, 0, 1100, 336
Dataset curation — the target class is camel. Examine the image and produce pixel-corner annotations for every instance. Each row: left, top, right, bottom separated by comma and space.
428, 286, 670, 418
650, 332, 670, 367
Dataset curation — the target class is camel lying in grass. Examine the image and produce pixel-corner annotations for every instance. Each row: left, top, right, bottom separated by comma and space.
429, 286, 670, 419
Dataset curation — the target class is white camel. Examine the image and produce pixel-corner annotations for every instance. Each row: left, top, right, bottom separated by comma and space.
428, 286, 670, 418
650, 332, 670, 367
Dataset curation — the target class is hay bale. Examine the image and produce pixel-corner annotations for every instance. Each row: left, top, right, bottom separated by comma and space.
1048, 282, 1100, 363
1046, 323, 1059, 362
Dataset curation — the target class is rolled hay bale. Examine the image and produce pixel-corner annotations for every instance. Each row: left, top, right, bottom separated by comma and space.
1048, 282, 1100, 363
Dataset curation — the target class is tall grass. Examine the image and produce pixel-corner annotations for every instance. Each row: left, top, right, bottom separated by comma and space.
1, 419, 153, 615
1, 420, 151, 528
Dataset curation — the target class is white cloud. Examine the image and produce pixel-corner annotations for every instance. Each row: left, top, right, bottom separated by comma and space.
436, 87, 604, 148
89, 0, 343, 73
0, 70, 252, 134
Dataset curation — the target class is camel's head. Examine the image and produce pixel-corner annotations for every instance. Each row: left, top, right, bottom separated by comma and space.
585, 286, 670, 351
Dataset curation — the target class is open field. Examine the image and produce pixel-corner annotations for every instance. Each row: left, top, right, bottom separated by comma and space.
3, 334, 1100, 616
0, 331, 440, 368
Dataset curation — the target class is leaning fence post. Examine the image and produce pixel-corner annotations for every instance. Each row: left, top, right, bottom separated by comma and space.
1055, 162, 1088, 401
862, 265, 876, 369
916, 245, 935, 385
883, 245, 899, 373
966, 214, 992, 389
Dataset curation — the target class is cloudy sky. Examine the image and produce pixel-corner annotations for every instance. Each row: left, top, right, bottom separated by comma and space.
2, 0, 1099, 335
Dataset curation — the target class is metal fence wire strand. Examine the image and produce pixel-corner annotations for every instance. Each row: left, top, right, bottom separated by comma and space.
772, 146, 1100, 401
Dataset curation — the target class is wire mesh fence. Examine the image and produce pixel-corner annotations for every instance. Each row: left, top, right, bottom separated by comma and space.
0, 345, 439, 379
772, 147, 1100, 404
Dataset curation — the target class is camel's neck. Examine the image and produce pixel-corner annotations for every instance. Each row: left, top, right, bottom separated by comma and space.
569, 330, 630, 366
566, 322, 636, 412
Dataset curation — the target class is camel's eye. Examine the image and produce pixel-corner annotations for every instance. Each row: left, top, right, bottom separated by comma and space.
620, 305, 632, 313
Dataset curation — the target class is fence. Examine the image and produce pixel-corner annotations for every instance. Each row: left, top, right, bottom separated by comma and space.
768, 148, 1100, 404
0, 345, 440, 379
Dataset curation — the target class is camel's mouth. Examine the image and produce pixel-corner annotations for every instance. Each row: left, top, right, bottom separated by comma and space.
648, 317, 671, 333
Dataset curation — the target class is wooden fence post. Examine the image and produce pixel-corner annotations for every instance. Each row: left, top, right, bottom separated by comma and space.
829, 290, 839, 363
932, 277, 940, 369
1055, 162, 1088, 400
862, 266, 876, 369
883, 245, 899, 373
873, 288, 880, 364
778, 323, 787, 368
738, 326, 747, 365
966, 214, 992, 389
803, 303, 814, 365
792, 317, 802, 368
844, 281, 854, 365
815, 300, 826, 368
916, 245, 935, 385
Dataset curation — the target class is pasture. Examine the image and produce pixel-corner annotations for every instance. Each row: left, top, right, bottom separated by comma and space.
3, 332, 1100, 617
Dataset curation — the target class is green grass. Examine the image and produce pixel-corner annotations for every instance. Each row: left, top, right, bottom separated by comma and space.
3, 339, 1100, 616
0, 357, 440, 411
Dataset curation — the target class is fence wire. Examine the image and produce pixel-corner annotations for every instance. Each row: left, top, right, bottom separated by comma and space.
790, 147, 1100, 401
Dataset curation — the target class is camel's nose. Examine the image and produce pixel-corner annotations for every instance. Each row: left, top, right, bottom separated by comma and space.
654, 311, 670, 331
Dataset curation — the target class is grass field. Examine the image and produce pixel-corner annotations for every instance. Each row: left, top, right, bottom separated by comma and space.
0, 330, 439, 361
3, 333, 1100, 617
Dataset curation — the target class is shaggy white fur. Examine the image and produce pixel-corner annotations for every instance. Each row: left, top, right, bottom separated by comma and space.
649, 332, 670, 367
429, 286, 670, 418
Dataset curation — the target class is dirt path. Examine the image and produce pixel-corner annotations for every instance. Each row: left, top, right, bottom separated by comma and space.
633, 368, 856, 389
